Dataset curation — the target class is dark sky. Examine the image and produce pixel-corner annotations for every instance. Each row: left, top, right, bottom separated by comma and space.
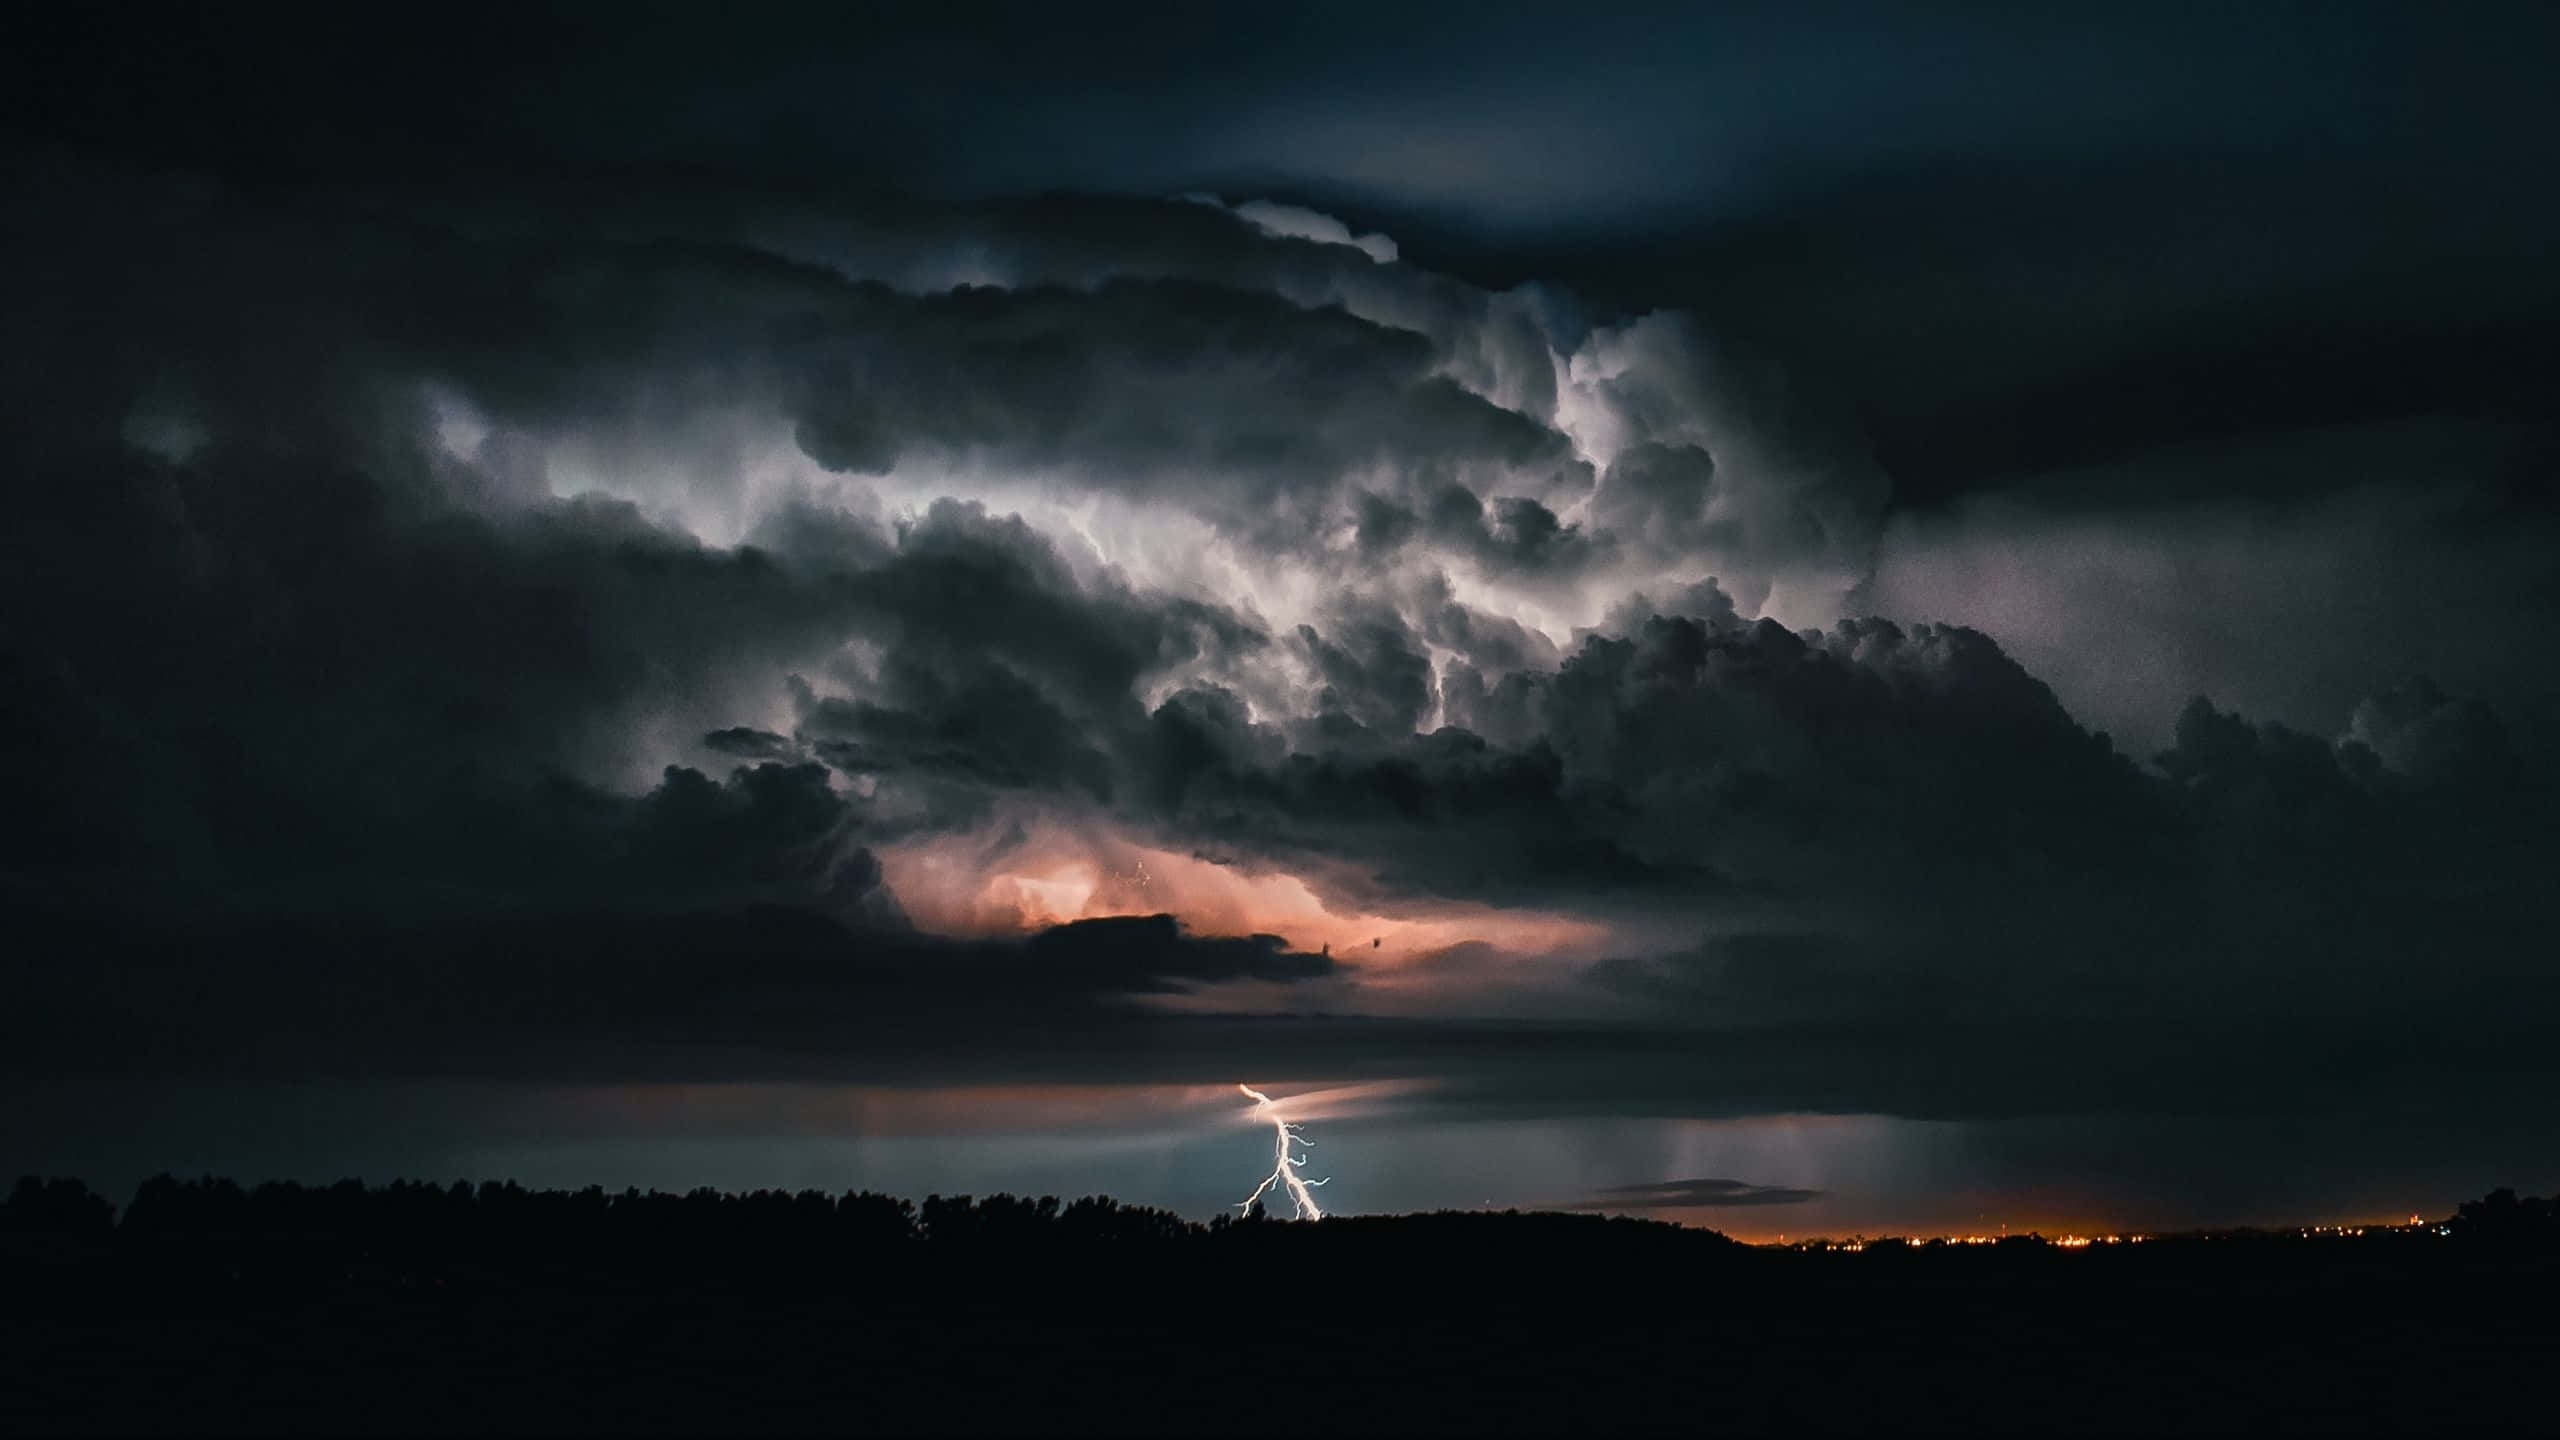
4, 1, 2555, 1235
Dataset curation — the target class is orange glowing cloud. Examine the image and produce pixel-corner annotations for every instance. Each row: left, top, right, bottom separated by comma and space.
542, 1077, 1438, 1139
875, 814, 1608, 965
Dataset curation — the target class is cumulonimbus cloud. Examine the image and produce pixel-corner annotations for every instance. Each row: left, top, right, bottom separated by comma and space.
2, 154, 2550, 1128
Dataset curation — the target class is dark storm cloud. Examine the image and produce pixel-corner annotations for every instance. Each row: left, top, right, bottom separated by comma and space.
0, 434, 862, 910
1559, 660, 2551, 1030
2, 899, 1334, 1083
1567, 1178, 1824, 1211
1416, 488, 1608, 580
14, 2, 2556, 508
6, 144, 2547, 1110
1341, 613, 2157, 905
1596, 578, 1744, 638
702, 727, 796, 761
0, 158, 1428, 1101
0, 165, 1955, 917
746, 189, 1578, 432
0, 158, 1590, 563
1293, 600, 1435, 737
770, 497, 1265, 811
1587, 444, 1719, 552
1140, 682, 1707, 907
2, 0, 2556, 1158
2343, 678, 2522, 791
1861, 421, 2560, 757
782, 277, 1580, 537
1418, 585, 1562, 675
498, 228, 1590, 577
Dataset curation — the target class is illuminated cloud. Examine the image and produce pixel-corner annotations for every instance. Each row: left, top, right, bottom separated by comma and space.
1202, 195, 1400, 265
2, 99, 2553, 1193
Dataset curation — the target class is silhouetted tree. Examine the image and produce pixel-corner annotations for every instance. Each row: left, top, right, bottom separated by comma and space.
3, 1176, 113, 1240
2453, 1186, 2558, 1249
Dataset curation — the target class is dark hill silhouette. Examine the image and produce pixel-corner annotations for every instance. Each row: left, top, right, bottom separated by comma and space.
2452, 1185, 2560, 1249
77, 1173, 1740, 1271
4, 1175, 2556, 1435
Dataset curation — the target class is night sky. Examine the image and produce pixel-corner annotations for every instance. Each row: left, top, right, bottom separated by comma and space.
5, 2, 2556, 1239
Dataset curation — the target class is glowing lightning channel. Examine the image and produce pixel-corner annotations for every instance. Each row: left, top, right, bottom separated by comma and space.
1235, 1084, 1328, 1220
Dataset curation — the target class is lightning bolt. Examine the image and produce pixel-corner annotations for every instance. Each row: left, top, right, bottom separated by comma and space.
1236, 1083, 1328, 1220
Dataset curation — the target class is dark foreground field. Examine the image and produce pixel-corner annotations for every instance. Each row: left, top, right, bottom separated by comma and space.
5, 1189, 2556, 1435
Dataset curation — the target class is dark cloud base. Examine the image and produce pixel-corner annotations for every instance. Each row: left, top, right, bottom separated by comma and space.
1, 53, 2553, 1195
1569, 1178, 1825, 1210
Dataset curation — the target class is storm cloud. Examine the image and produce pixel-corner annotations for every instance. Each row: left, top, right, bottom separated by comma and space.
1568, 1178, 1825, 1211
3, 5, 2557, 1229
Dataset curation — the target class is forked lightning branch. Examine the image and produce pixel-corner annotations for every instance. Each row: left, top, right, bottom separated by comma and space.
1236, 1085, 1328, 1220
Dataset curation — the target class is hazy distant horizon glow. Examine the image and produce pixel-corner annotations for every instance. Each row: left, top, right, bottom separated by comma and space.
21, 1080, 2533, 1244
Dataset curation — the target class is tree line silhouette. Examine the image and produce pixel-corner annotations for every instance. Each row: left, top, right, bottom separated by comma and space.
11, 1173, 2557, 1274
3, 1173, 1752, 1283
7, 1174, 2555, 1435
2452, 1186, 2560, 1246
